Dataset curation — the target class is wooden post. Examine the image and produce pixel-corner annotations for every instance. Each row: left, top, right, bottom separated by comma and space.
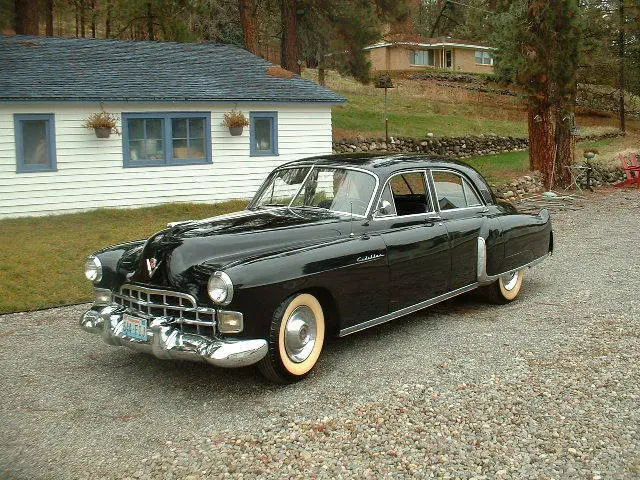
384, 86, 389, 144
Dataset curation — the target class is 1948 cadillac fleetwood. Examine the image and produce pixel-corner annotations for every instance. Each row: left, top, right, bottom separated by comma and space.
80, 154, 553, 383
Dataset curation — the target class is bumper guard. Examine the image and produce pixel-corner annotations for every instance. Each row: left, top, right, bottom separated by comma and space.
79, 306, 268, 368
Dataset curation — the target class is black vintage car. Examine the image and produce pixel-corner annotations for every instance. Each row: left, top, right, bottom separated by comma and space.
80, 154, 553, 383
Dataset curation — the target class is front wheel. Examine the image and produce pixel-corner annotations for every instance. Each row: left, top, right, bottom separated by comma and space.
257, 293, 325, 383
482, 269, 524, 304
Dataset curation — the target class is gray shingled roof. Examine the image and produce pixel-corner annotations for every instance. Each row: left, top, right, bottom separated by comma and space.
0, 35, 346, 103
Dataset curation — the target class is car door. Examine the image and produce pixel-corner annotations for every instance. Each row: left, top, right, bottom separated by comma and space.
372, 170, 451, 312
429, 169, 487, 290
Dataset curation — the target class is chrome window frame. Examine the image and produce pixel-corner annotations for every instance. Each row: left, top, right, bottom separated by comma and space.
372, 169, 437, 221
429, 168, 487, 212
249, 164, 380, 219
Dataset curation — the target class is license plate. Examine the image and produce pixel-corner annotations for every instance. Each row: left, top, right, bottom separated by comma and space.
122, 313, 147, 341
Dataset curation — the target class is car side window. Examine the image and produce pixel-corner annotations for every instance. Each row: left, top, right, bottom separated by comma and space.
387, 172, 432, 216
463, 179, 482, 206
432, 170, 484, 210
433, 171, 467, 210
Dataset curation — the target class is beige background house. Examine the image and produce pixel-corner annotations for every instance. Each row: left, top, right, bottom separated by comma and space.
366, 36, 495, 74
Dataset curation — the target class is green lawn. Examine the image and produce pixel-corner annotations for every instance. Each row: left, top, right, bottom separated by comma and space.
333, 92, 528, 138
0, 200, 247, 314
462, 150, 531, 185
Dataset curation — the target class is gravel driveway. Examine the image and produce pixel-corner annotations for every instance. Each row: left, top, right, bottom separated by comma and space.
1, 188, 639, 480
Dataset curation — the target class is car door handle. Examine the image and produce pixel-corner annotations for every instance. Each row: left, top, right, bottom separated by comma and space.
424, 216, 442, 226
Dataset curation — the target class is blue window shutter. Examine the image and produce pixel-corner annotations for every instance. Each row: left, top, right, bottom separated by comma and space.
14, 114, 57, 173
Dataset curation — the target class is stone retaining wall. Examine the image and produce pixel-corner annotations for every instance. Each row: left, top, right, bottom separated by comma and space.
332, 135, 528, 158
494, 172, 545, 200
332, 132, 621, 158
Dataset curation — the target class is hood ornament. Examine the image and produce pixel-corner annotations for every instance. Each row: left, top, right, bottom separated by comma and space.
146, 257, 162, 277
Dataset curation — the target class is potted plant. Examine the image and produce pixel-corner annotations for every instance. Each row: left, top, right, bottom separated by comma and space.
223, 109, 249, 136
83, 111, 119, 138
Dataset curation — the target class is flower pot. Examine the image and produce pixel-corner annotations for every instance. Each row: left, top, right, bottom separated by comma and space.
229, 126, 244, 136
94, 127, 112, 139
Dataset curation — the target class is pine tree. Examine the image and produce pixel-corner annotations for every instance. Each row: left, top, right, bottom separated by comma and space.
492, 0, 581, 188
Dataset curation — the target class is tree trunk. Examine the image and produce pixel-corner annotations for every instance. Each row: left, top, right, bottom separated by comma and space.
619, 0, 626, 132
105, 0, 112, 37
238, 0, 258, 54
280, 0, 300, 74
318, 53, 327, 87
14, 0, 40, 35
147, 1, 154, 40
554, 108, 575, 188
527, 101, 555, 187
90, 0, 96, 38
45, 0, 54, 36
79, 0, 86, 37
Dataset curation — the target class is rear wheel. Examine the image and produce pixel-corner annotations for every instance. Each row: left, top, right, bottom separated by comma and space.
258, 293, 325, 383
482, 269, 524, 304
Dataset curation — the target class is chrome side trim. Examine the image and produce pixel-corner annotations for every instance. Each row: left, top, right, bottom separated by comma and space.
477, 236, 551, 285
338, 283, 479, 337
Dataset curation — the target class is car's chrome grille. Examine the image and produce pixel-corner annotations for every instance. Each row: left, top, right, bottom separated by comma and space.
113, 284, 216, 336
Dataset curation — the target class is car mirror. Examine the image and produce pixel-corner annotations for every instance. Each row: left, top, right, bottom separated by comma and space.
376, 200, 392, 216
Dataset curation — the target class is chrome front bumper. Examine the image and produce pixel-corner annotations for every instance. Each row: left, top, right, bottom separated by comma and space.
79, 306, 268, 368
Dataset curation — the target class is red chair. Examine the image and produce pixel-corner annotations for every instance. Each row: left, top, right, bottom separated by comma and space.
614, 153, 640, 188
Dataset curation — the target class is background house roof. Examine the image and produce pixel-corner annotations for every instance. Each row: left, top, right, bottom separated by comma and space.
0, 34, 345, 103
365, 34, 493, 51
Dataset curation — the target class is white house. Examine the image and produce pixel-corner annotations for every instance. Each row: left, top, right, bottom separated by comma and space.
0, 35, 345, 218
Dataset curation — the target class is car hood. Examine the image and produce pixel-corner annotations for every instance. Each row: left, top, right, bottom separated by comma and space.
122, 208, 347, 291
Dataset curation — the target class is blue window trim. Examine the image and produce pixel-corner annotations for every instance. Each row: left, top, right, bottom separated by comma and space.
122, 112, 212, 168
250, 111, 278, 157
14, 114, 57, 173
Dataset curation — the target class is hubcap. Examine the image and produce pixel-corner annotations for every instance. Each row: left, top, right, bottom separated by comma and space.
284, 306, 317, 363
502, 271, 519, 291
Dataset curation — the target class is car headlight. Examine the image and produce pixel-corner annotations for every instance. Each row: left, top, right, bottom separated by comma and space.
207, 271, 233, 305
84, 255, 102, 282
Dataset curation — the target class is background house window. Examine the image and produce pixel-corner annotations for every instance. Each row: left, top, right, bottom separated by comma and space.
250, 112, 278, 156
14, 114, 56, 173
411, 50, 434, 66
123, 112, 211, 167
475, 51, 493, 65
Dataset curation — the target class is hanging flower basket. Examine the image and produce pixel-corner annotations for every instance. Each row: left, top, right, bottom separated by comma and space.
94, 127, 112, 138
83, 111, 119, 139
223, 108, 249, 136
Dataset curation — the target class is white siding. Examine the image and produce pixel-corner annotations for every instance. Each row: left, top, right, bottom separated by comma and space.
0, 102, 334, 218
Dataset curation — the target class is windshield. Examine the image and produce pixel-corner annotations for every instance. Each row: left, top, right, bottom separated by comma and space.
252, 166, 376, 216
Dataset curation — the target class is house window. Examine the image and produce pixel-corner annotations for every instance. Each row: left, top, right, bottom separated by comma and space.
122, 112, 211, 167
475, 51, 493, 65
250, 112, 278, 156
411, 50, 434, 66
14, 114, 57, 173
